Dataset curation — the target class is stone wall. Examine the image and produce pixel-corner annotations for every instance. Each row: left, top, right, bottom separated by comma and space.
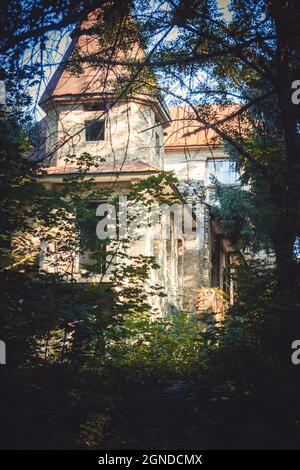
196, 287, 228, 322
41, 97, 228, 316
178, 179, 212, 290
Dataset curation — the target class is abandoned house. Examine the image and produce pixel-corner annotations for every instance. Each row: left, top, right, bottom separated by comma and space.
35, 11, 239, 315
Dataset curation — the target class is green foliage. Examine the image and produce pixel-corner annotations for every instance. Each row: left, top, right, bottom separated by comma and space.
200, 262, 280, 380
2, 0, 300, 449
211, 178, 271, 252
189, 261, 300, 449
104, 311, 202, 383
0, 107, 43, 269
203, 260, 299, 386
0, 101, 201, 448
79, 413, 112, 449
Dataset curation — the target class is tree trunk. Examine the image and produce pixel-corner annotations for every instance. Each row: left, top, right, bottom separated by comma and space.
271, 231, 297, 290
268, 0, 300, 290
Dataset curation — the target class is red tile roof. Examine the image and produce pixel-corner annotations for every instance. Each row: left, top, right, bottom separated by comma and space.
164, 105, 239, 151
39, 10, 145, 105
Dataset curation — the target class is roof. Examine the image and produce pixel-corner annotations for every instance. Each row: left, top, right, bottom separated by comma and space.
39, 9, 170, 125
164, 105, 238, 151
39, 39, 144, 104
39, 11, 143, 99
40, 10, 133, 104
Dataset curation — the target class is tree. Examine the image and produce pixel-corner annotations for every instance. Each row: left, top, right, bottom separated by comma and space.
57, 0, 299, 288
1, 0, 300, 449
3, 1, 299, 287
210, 178, 271, 253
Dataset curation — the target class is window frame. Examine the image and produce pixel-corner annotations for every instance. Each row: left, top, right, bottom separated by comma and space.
85, 119, 106, 142
155, 131, 161, 158
79, 201, 108, 274
207, 158, 240, 186
83, 102, 107, 112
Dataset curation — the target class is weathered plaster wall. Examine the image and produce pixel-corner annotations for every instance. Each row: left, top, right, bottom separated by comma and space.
164, 149, 226, 183
45, 100, 164, 168
41, 99, 223, 315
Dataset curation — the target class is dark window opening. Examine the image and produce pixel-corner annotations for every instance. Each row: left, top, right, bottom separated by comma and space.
79, 202, 107, 274
155, 132, 160, 157
83, 102, 107, 112
85, 120, 105, 141
222, 253, 231, 296
211, 234, 221, 288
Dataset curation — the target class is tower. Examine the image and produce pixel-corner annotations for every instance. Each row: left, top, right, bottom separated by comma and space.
39, 10, 170, 170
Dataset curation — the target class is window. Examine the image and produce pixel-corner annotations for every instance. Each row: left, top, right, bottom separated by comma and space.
207, 159, 240, 185
155, 132, 160, 157
85, 120, 105, 141
79, 202, 107, 274
294, 236, 300, 260
83, 102, 107, 112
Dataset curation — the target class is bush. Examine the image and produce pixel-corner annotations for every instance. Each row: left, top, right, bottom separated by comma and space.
103, 311, 202, 384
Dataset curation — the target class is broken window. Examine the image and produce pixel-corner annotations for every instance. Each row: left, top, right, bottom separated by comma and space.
83, 102, 107, 112
155, 131, 160, 157
79, 202, 107, 274
85, 120, 105, 141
